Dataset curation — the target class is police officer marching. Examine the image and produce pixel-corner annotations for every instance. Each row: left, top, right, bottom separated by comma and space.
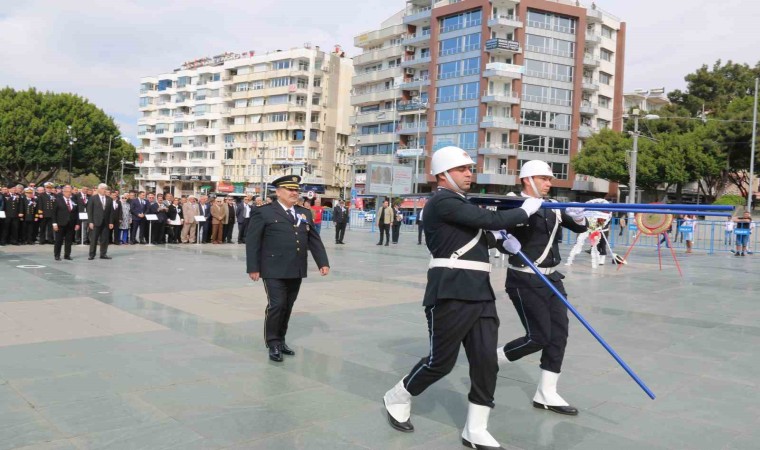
382, 147, 543, 450
496, 160, 587, 416
246, 175, 330, 362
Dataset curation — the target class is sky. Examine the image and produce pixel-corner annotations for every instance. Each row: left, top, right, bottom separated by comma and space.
1, 0, 758, 144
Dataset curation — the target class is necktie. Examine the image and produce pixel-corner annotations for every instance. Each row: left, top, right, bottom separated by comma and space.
66, 198, 72, 212
101, 196, 106, 209
288, 209, 296, 222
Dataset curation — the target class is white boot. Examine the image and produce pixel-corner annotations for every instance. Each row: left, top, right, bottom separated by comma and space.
383, 379, 414, 432
496, 345, 509, 364
598, 255, 606, 265
532, 370, 578, 415
461, 403, 502, 449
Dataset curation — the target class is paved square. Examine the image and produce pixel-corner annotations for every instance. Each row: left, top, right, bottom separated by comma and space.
1, 227, 758, 449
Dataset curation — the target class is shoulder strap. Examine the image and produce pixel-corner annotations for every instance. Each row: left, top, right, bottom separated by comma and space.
534, 207, 562, 266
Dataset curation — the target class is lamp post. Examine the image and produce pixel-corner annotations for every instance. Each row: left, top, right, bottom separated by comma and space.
412, 96, 428, 220
627, 110, 660, 207
66, 126, 77, 184
105, 135, 121, 186
748, 77, 758, 211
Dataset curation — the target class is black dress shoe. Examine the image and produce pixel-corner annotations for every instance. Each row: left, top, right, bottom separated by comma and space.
383, 398, 414, 432
280, 343, 295, 356
532, 401, 578, 416
376, 242, 382, 245
385, 243, 389, 246
55, 256, 61, 261
64, 256, 73, 261
269, 345, 283, 362
338, 241, 345, 244
88, 256, 95, 260
100, 256, 112, 260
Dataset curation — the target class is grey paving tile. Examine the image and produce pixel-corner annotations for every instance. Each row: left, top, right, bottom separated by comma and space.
0, 408, 63, 450
68, 418, 204, 450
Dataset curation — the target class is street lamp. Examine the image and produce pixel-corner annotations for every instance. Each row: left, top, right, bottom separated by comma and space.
66, 126, 77, 184
627, 110, 659, 205
412, 96, 428, 220
105, 135, 121, 186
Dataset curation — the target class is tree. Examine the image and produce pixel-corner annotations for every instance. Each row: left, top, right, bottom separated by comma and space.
0, 87, 136, 186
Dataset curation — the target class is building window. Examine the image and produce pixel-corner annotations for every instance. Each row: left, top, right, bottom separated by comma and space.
550, 162, 568, 179
601, 25, 615, 39
440, 9, 482, 34
597, 119, 610, 129
526, 10, 576, 34
525, 34, 575, 58
600, 48, 613, 62
598, 95, 611, 109
599, 72, 612, 85
272, 59, 291, 70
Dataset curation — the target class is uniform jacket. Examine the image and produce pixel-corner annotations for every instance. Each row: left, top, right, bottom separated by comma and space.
332, 205, 348, 224
505, 200, 588, 288
422, 188, 529, 306
246, 202, 329, 279
53, 195, 79, 227
5, 194, 21, 218
21, 196, 37, 222
39, 192, 57, 218
86, 194, 112, 227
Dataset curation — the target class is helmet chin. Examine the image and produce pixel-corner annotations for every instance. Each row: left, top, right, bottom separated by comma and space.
443, 171, 466, 193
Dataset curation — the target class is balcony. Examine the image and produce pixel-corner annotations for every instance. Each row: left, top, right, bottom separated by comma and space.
578, 125, 598, 139
580, 101, 598, 115
351, 88, 399, 106
352, 67, 401, 86
397, 100, 428, 115
402, 6, 432, 26
402, 31, 431, 47
397, 122, 428, 135
585, 32, 601, 46
480, 116, 519, 131
573, 176, 610, 193
476, 168, 517, 185
478, 144, 518, 157
357, 132, 396, 145
485, 38, 522, 56
483, 62, 524, 80
582, 78, 599, 91
400, 55, 432, 69
353, 45, 404, 66
482, 91, 520, 105
586, 8, 603, 23
490, 0, 521, 6
350, 109, 398, 126
398, 76, 431, 90
354, 24, 406, 48
583, 54, 600, 68
488, 15, 523, 33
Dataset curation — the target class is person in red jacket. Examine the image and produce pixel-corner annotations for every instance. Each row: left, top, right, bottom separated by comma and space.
311, 197, 323, 235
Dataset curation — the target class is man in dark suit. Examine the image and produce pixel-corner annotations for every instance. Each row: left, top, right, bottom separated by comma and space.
145, 193, 164, 244
109, 191, 122, 244
76, 187, 90, 244
198, 195, 212, 243
236, 196, 251, 244
129, 191, 147, 244
332, 199, 348, 244
0, 189, 5, 246
37, 182, 57, 244
224, 197, 236, 243
246, 175, 330, 362
3, 186, 23, 245
52, 185, 80, 260
376, 200, 393, 246
86, 183, 114, 260
21, 187, 38, 245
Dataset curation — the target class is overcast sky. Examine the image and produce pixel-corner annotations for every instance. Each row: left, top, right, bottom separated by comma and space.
1, 0, 757, 143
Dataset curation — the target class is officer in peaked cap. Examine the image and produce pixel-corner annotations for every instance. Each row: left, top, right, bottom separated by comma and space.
38, 182, 57, 244
245, 174, 330, 362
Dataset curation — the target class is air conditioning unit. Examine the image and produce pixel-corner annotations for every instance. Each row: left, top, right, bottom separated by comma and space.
404, 45, 415, 52
405, 68, 416, 75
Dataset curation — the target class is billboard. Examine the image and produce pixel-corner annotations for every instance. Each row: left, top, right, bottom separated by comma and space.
366, 163, 413, 196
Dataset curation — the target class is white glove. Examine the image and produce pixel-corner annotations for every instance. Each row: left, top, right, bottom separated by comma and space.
565, 207, 585, 222
519, 197, 543, 216
500, 231, 522, 254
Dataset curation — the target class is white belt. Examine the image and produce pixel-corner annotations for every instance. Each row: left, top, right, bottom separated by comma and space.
429, 258, 492, 272
508, 265, 556, 275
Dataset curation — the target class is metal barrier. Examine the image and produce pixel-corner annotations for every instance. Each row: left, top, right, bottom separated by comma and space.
562, 218, 758, 255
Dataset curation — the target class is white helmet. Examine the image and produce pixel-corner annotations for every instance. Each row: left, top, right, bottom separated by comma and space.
519, 160, 554, 179
430, 146, 474, 175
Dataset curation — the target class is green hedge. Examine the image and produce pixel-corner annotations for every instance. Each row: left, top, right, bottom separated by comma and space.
712, 194, 745, 206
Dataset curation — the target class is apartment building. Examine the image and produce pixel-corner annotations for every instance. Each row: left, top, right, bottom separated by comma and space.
350, 0, 626, 200
137, 45, 353, 198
